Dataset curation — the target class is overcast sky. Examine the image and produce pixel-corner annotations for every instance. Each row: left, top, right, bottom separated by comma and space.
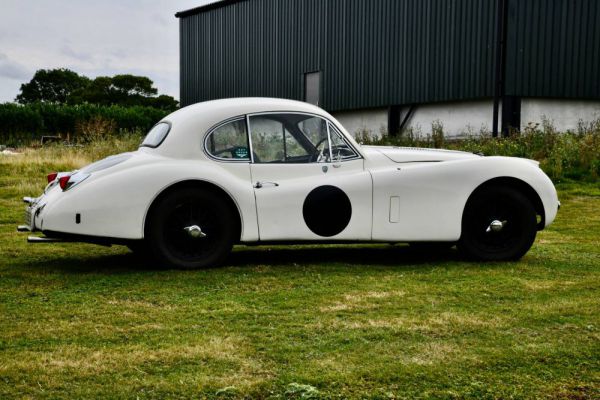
0, 0, 216, 103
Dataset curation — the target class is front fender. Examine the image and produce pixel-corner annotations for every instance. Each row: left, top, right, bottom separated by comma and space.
370, 156, 558, 241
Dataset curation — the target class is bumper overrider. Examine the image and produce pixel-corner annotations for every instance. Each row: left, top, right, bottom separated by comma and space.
17, 196, 62, 243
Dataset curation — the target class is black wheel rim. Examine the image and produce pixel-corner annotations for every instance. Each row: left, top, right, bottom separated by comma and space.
161, 199, 222, 261
466, 194, 524, 254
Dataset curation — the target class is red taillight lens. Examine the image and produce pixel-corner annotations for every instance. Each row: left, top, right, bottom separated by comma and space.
47, 172, 58, 183
58, 175, 71, 190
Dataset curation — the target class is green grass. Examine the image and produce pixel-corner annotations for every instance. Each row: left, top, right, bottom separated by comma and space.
0, 144, 599, 399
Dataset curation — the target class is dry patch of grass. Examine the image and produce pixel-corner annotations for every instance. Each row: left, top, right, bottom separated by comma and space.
319, 290, 406, 312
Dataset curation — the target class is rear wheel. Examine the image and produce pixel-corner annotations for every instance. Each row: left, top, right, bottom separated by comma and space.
458, 186, 537, 261
145, 188, 237, 269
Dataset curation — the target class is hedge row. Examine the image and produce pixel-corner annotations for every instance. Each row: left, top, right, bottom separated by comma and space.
359, 121, 600, 182
0, 102, 170, 145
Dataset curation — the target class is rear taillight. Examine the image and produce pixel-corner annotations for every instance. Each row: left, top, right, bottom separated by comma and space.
58, 175, 71, 190
47, 172, 58, 183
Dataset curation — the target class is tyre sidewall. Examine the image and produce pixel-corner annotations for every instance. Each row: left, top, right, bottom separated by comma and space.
459, 186, 537, 261
146, 188, 237, 269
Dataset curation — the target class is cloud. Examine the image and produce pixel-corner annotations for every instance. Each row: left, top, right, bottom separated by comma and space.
0, 0, 212, 102
0, 53, 31, 81
60, 44, 94, 63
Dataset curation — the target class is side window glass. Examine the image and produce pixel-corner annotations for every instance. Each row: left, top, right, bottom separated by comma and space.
329, 123, 359, 161
249, 114, 329, 163
205, 119, 250, 160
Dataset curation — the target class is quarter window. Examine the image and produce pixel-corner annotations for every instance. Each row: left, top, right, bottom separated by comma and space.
205, 119, 250, 160
329, 123, 359, 161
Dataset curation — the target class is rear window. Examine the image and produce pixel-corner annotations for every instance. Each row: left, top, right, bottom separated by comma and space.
141, 122, 170, 148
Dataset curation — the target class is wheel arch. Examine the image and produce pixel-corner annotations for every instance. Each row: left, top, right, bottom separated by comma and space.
465, 177, 546, 230
143, 179, 243, 242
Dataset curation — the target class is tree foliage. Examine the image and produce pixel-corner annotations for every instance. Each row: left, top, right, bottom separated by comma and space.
16, 69, 178, 111
16, 69, 90, 104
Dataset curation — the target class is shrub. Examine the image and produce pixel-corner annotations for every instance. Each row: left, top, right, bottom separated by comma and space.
357, 119, 600, 182
0, 102, 170, 146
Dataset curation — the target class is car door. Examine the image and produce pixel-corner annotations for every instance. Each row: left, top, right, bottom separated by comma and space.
248, 112, 372, 241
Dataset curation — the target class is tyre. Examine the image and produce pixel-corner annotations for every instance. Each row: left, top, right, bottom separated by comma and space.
145, 187, 237, 269
458, 186, 537, 261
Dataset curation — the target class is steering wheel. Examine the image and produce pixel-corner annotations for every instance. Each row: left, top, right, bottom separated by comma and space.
331, 145, 355, 160
309, 137, 329, 163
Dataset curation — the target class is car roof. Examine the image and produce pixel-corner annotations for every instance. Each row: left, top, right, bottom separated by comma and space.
150, 97, 360, 160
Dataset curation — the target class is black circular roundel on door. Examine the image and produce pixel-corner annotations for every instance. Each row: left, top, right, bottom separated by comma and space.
302, 185, 352, 237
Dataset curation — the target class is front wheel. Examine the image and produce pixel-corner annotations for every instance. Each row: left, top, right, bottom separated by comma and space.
458, 186, 538, 261
145, 188, 237, 269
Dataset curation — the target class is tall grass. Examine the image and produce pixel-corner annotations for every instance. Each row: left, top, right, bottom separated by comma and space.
1, 134, 143, 180
3, 118, 599, 183
357, 118, 600, 182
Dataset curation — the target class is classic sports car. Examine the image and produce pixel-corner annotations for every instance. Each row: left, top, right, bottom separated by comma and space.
19, 98, 559, 268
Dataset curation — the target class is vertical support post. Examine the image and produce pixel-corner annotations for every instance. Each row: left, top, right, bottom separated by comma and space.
492, 0, 508, 137
388, 105, 401, 136
501, 96, 521, 136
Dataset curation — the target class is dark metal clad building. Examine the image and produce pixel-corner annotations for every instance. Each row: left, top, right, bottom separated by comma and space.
177, 0, 600, 136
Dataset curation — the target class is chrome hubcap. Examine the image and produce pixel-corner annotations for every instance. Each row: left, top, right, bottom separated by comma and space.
183, 225, 207, 238
486, 220, 507, 233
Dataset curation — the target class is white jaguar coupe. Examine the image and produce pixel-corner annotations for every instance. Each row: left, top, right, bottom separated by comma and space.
19, 98, 559, 268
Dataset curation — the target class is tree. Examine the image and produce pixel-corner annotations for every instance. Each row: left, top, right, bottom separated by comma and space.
17, 69, 179, 111
68, 74, 178, 111
145, 94, 179, 111
16, 68, 90, 104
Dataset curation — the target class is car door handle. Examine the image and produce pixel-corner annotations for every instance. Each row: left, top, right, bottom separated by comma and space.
254, 181, 279, 189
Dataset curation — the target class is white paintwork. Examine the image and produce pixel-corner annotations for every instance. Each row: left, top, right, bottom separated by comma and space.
404, 100, 496, 137
521, 98, 600, 131
25, 97, 559, 244
332, 107, 389, 138
251, 159, 372, 240
335, 98, 600, 138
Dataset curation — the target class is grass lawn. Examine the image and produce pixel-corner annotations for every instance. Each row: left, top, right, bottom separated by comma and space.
0, 147, 599, 399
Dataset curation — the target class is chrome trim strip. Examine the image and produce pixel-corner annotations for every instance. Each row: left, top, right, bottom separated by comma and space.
202, 110, 365, 163
246, 114, 255, 164
27, 236, 64, 243
202, 116, 252, 163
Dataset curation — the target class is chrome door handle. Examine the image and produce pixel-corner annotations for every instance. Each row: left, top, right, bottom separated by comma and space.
254, 181, 279, 189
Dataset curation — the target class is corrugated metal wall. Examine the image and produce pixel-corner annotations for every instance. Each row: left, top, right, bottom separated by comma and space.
505, 0, 600, 99
179, 0, 600, 110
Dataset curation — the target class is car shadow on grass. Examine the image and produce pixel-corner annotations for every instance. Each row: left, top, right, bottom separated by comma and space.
228, 244, 463, 268
20, 244, 466, 274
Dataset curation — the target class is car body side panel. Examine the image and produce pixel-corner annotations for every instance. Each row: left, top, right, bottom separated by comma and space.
39, 156, 259, 241
370, 156, 559, 241
251, 159, 372, 241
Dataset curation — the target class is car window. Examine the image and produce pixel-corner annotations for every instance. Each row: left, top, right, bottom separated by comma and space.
205, 119, 250, 160
141, 122, 170, 148
329, 123, 359, 161
249, 114, 330, 163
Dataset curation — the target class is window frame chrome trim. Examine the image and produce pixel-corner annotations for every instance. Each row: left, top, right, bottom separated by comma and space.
245, 110, 363, 164
202, 116, 252, 163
